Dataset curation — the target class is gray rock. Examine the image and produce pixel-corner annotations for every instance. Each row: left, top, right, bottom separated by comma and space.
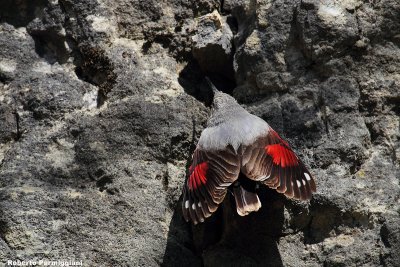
0, 106, 18, 143
0, 0, 399, 266
192, 10, 234, 77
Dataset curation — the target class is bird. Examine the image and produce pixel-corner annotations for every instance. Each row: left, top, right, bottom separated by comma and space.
182, 78, 316, 224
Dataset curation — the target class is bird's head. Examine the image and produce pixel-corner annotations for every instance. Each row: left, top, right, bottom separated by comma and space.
211, 91, 239, 112
204, 78, 247, 126
205, 77, 239, 111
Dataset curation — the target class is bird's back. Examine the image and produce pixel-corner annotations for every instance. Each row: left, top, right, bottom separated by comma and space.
198, 112, 270, 152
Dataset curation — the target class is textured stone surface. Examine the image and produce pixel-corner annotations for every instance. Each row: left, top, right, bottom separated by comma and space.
0, 0, 399, 266
192, 10, 234, 77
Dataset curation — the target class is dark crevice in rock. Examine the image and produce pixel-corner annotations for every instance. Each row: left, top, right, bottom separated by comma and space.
0, 74, 12, 85
161, 170, 169, 192
141, 7, 237, 103
354, 7, 363, 37
0, 106, 20, 144
363, 118, 378, 145
142, 33, 174, 55
205, 74, 236, 95
295, 6, 314, 63
158, 168, 176, 210
178, 59, 236, 106
189, 8, 236, 96
23, 1, 72, 65
386, 96, 400, 116
349, 159, 362, 175
320, 105, 330, 137
28, 31, 70, 65
13, 111, 21, 141
285, 6, 314, 80
96, 175, 115, 193
226, 15, 238, 35
380, 224, 392, 248
220, 0, 225, 14
88, 168, 117, 194
0, 0, 47, 27
74, 45, 117, 107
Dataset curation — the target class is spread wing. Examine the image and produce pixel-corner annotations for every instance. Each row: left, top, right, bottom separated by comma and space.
182, 145, 240, 224
241, 129, 316, 200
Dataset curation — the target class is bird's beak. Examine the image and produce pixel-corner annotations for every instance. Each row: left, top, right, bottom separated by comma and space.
205, 77, 220, 95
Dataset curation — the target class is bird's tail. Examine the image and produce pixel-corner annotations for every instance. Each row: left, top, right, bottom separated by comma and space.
232, 183, 261, 216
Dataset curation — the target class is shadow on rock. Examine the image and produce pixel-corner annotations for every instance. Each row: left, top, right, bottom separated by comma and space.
162, 187, 284, 267
162, 197, 203, 267
177, 59, 237, 107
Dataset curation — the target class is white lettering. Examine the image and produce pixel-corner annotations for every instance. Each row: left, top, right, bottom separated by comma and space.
6, 259, 83, 266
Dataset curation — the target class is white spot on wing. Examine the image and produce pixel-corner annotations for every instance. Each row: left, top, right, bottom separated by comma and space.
192, 203, 196, 210
302, 179, 306, 186
296, 180, 301, 187
198, 202, 202, 207
304, 173, 311, 181
185, 200, 189, 209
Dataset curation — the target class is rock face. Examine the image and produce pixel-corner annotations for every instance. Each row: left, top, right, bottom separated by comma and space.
0, 0, 399, 266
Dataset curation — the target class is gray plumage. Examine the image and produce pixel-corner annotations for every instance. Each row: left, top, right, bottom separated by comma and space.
199, 91, 270, 151
182, 79, 316, 225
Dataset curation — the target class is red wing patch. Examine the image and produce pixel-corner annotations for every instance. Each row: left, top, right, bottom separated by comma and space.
265, 144, 299, 167
182, 147, 241, 224
241, 129, 316, 201
188, 162, 209, 190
